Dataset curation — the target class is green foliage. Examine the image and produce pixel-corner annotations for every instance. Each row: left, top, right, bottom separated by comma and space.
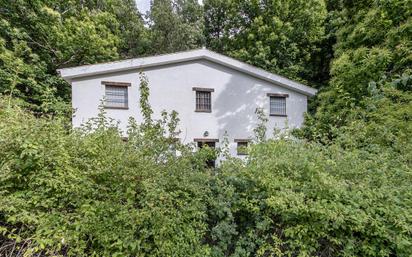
1, 82, 411, 256
253, 107, 268, 142
301, 72, 412, 143
334, 82, 412, 159
1, 1, 412, 256
303, 0, 412, 138
148, 0, 204, 54
0, 96, 214, 256
204, 0, 328, 83
0, 99, 412, 256
215, 138, 412, 257
0, 0, 147, 114
0, 19, 69, 114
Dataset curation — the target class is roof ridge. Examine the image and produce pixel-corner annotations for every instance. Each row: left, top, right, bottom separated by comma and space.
204, 50, 308, 88
57, 48, 206, 71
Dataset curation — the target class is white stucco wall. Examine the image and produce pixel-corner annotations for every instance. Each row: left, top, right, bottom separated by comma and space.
71, 59, 308, 157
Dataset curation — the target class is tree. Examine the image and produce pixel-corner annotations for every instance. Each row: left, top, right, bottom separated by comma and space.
0, 0, 148, 113
302, 0, 412, 140
204, 0, 328, 84
71, 0, 150, 58
148, 0, 204, 54
0, 22, 65, 113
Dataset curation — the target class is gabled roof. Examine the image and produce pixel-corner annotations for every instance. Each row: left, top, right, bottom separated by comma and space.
57, 48, 317, 96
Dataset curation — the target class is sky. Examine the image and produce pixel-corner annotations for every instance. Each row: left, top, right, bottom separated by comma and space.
135, 0, 203, 14
135, 0, 151, 14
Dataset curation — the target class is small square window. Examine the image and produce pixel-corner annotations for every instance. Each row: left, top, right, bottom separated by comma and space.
236, 141, 249, 155
196, 91, 211, 112
104, 85, 128, 109
193, 87, 214, 112
269, 96, 286, 116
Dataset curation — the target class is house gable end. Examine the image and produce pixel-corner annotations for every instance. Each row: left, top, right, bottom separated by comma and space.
58, 49, 317, 96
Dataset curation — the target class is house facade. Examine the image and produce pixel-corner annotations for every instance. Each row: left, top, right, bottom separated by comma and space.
58, 49, 317, 158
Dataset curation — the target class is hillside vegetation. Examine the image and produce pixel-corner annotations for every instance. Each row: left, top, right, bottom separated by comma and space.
0, 0, 411, 256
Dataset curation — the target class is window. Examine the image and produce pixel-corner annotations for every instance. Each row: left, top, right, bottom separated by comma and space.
235, 139, 249, 155
102, 81, 130, 109
194, 138, 218, 168
105, 85, 128, 108
267, 93, 288, 116
196, 91, 211, 112
193, 87, 214, 112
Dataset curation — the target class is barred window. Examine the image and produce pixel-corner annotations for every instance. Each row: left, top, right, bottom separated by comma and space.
269, 96, 286, 116
104, 83, 129, 109
193, 87, 214, 112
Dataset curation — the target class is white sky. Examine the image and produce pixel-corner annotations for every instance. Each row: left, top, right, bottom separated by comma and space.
135, 0, 151, 14
135, 0, 203, 14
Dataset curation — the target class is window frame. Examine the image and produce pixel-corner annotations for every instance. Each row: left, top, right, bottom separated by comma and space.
193, 138, 219, 143
102, 81, 131, 110
193, 87, 214, 113
234, 139, 250, 156
267, 93, 288, 117
194, 138, 218, 168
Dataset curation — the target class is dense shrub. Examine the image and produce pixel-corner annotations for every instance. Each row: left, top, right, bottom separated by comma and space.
303, 0, 412, 138
1, 98, 411, 256
215, 140, 412, 256
0, 100, 214, 256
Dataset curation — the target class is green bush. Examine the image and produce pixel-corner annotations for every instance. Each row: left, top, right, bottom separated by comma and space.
215, 139, 412, 256
0, 100, 213, 256
0, 95, 411, 256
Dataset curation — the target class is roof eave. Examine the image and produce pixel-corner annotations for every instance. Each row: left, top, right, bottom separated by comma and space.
57, 49, 318, 97
201, 53, 317, 96
57, 54, 203, 81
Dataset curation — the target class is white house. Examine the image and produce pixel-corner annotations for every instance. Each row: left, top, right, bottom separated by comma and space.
58, 48, 317, 160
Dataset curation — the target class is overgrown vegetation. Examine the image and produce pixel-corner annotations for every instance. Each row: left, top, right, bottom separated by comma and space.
302, 0, 412, 139
1, 72, 412, 256
1, 0, 411, 256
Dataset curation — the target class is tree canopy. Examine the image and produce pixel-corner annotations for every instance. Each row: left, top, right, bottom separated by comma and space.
0, 0, 144, 113
0, 1, 411, 256
148, 0, 204, 54
302, 0, 412, 140
204, 0, 328, 84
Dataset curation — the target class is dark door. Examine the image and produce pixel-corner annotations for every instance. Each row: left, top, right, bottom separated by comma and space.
197, 141, 216, 168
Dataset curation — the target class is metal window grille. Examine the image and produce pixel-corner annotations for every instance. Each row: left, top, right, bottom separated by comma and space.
196, 91, 211, 112
270, 96, 286, 116
105, 85, 128, 108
